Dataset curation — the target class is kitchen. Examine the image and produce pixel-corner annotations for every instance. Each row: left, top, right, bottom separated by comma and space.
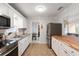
0, 3, 79, 56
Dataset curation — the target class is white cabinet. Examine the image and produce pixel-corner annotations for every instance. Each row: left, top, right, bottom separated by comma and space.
18, 37, 29, 56
0, 4, 9, 16
28, 34, 32, 43
52, 37, 79, 56
52, 37, 67, 56
8, 8, 14, 27
58, 42, 71, 56
0, 3, 26, 28
52, 37, 59, 55
62, 43, 79, 56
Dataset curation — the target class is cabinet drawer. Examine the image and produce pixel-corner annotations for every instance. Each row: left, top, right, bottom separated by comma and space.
52, 37, 79, 56
66, 47, 79, 56
56, 41, 70, 56
62, 43, 79, 56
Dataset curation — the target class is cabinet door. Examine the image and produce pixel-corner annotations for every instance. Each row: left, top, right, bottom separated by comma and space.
18, 40, 24, 56
18, 38, 26, 56
52, 37, 60, 55
55, 40, 63, 56
18, 37, 30, 56
52, 37, 71, 56
24, 37, 29, 49
18, 39, 24, 56
69, 48, 79, 56
0, 4, 9, 16
52, 37, 57, 50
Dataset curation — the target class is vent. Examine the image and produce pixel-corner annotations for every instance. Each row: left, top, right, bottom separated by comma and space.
57, 7, 63, 11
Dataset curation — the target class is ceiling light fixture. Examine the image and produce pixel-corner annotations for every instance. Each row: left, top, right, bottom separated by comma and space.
0, 13, 2, 15
57, 6, 63, 11
35, 5, 46, 12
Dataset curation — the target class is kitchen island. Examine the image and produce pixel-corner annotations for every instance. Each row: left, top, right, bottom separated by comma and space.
52, 35, 79, 56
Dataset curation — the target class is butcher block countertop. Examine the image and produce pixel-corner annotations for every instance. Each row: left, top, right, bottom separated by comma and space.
53, 35, 79, 51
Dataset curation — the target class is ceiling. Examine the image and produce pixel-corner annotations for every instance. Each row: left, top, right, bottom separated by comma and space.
9, 3, 71, 18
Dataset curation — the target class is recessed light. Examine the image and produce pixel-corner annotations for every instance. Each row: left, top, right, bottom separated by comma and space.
35, 5, 46, 12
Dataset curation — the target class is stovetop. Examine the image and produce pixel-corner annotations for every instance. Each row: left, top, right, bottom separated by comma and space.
0, 40, 17, 55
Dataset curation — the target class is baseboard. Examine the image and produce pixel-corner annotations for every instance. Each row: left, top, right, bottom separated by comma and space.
38, 41, 47, 44
32, 41, 47, 44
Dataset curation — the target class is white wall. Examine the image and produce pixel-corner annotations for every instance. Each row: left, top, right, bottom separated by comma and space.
29, 16, 61, 43
56, 4, 79, 35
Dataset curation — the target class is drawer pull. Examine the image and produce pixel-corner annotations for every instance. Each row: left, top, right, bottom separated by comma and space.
64, 50, 68, 54
71, 51, 74, 53
60, 44, 62, 46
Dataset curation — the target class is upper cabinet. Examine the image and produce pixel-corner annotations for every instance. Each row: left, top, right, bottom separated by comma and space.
0, 3, 27, 28
13, 13, 24, 28
0, 3, 9, 16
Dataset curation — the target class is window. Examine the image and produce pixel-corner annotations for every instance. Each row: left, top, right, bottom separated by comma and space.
76, 24, 79, 33
68, 24, 79, 34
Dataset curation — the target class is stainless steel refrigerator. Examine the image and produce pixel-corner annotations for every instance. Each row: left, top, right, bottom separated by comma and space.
47, 23, 62, 48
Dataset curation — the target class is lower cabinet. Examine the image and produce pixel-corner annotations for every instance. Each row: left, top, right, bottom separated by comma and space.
62, 43, 79, 56
52, 37, 79, 56
18, 37, 29, 56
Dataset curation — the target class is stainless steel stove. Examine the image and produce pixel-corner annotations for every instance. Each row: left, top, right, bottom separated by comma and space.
0, 40, 17, 55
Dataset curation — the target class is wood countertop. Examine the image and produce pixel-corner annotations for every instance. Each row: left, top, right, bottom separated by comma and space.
53, 35, 79, 51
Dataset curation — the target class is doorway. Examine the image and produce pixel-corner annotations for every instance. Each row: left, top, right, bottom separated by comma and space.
32, 22, 40, 43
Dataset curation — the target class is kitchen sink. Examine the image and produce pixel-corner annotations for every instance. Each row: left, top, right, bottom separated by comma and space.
0, 40, 17, 55
14, 35, 25, 38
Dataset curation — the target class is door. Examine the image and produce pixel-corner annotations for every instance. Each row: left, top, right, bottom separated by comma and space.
32, 22, 40, 43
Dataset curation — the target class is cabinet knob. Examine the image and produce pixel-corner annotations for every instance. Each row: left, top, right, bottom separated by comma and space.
64, 50, 68, 54
60, 44, 62, 46
71, 51, 74, 53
